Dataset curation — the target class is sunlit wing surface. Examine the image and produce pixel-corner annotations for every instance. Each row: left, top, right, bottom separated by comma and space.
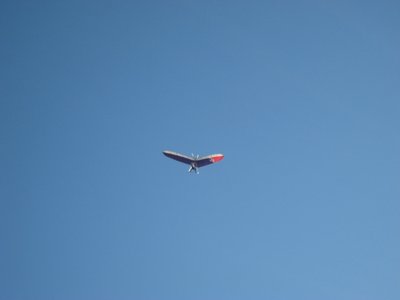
196, 154, 224, 167
163, 150, 194, 165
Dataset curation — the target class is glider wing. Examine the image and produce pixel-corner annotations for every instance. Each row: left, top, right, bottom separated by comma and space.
196, 154, 224, 168
163, 150, 194, 165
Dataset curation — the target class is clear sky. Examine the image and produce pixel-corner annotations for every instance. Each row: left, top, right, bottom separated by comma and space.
2, 1, 400, 299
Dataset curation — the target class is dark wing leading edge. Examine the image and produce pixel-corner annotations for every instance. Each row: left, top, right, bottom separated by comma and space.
163, 150, 195, 165
196, 154, 224, 168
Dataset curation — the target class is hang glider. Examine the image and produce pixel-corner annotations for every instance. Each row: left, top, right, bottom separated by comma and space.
163, 150, 224, 174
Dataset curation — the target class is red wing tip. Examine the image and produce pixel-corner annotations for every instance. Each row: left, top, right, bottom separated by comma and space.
211, 154, 224, 163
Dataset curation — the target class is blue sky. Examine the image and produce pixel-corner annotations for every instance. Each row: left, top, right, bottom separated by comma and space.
1, 1, 400, 299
